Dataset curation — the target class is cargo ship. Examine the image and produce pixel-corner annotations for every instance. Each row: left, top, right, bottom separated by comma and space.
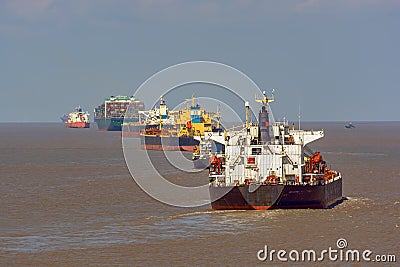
65, 106, 90, 128
208, 91, 343, 210
122, 121, 145, 138
122, 112, 146, 138
140, 95, 221, 152
123, 97, 173, 138
141, 128, 200, 151
94, 96, 145, 131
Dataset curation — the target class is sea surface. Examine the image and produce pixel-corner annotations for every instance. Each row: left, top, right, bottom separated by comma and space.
0, 122, 398, 266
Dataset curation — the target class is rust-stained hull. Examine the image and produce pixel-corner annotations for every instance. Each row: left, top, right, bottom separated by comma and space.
210, 178, 343, 210
140, 134, 199, 152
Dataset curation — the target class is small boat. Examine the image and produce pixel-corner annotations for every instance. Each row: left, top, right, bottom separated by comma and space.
345, 122, 355, 129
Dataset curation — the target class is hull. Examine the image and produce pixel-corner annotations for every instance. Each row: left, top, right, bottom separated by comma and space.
94, 118, 124, 131
210, 178, 342, 210
65, 122, 90, 128
140, 135, 199, 152
122, 124, 145, 138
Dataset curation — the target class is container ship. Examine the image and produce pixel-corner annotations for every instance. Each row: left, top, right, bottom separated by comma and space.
208, 91, 343, 210
140, 95, 221, 152
94, 96, 145, 131
65, 106, 90, 128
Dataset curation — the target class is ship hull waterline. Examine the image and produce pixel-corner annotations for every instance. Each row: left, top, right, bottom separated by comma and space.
94, 118, 124, 131
65, 122, 90, 128
209, 178, 343, 210
140, 135, 200, 152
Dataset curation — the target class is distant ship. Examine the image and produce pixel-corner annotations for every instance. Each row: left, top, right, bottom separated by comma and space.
60, 114, 69, 123
208, 91, 343, 210
345, 122, 355, 129
140, 95, 222, 152
94, 96, 145, 131
122, 120, 146, 138
122, 97, 172, 138
65, 106, 90, 128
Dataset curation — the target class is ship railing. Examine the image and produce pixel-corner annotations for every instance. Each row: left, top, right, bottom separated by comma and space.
261, 140, 278, 146
303, 172, 341, 185
209, 174, 226, 187
333, 173, 342, 181
227, 124, 246, 131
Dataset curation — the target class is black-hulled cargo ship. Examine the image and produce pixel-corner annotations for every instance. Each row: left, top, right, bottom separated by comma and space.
140, 95, 220, 152
208, 91, 343, 210
210, 179, 342, 210
94, 96, 144, 131
140, 128, 199, 151
122, 122, 145, 138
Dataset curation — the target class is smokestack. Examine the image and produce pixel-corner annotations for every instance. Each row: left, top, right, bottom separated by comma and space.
245, 101, 249, 127
258, 106, 270, 143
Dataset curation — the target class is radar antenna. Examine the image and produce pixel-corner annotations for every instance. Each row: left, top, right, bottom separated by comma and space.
255, 89, 275, 106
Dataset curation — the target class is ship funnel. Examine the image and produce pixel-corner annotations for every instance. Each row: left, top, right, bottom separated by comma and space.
245, 101, 249, 127
255, 90, 275, 143
258, 105, 270, 143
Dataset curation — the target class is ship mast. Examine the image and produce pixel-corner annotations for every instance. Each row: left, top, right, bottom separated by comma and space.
255, 89, 275, 143
159, 96, 163, 130
255, 89, 275, 106
216, 104, 221, 129
298, 104, 301, 130
245, 101, 249, 127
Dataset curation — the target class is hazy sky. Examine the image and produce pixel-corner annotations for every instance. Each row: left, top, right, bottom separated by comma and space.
1, 0, 399, 122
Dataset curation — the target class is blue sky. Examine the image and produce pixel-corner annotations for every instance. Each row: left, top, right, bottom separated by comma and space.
1, 0, 399, 122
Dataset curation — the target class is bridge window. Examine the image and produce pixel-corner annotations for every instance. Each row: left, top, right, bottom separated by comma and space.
252, 148, 261, 155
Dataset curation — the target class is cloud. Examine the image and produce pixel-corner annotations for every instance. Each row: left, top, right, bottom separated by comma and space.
4, 0, 55, 19
294, 0, 400, 12
2, 0, 400, 25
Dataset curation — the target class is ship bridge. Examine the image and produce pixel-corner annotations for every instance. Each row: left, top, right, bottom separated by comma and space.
289, 129, 324, 146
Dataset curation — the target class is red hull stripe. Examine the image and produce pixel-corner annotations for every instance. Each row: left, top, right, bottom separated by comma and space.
122, 132, 140, 138
66, 122, 90, 128
180, 146, 195, 152
142, 144, 180, 151
141, 144, 196, 152
211, 205, 272, 210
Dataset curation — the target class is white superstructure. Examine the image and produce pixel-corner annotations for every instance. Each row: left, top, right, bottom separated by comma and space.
67, 106, 90, 123
209, 91, 340, 187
